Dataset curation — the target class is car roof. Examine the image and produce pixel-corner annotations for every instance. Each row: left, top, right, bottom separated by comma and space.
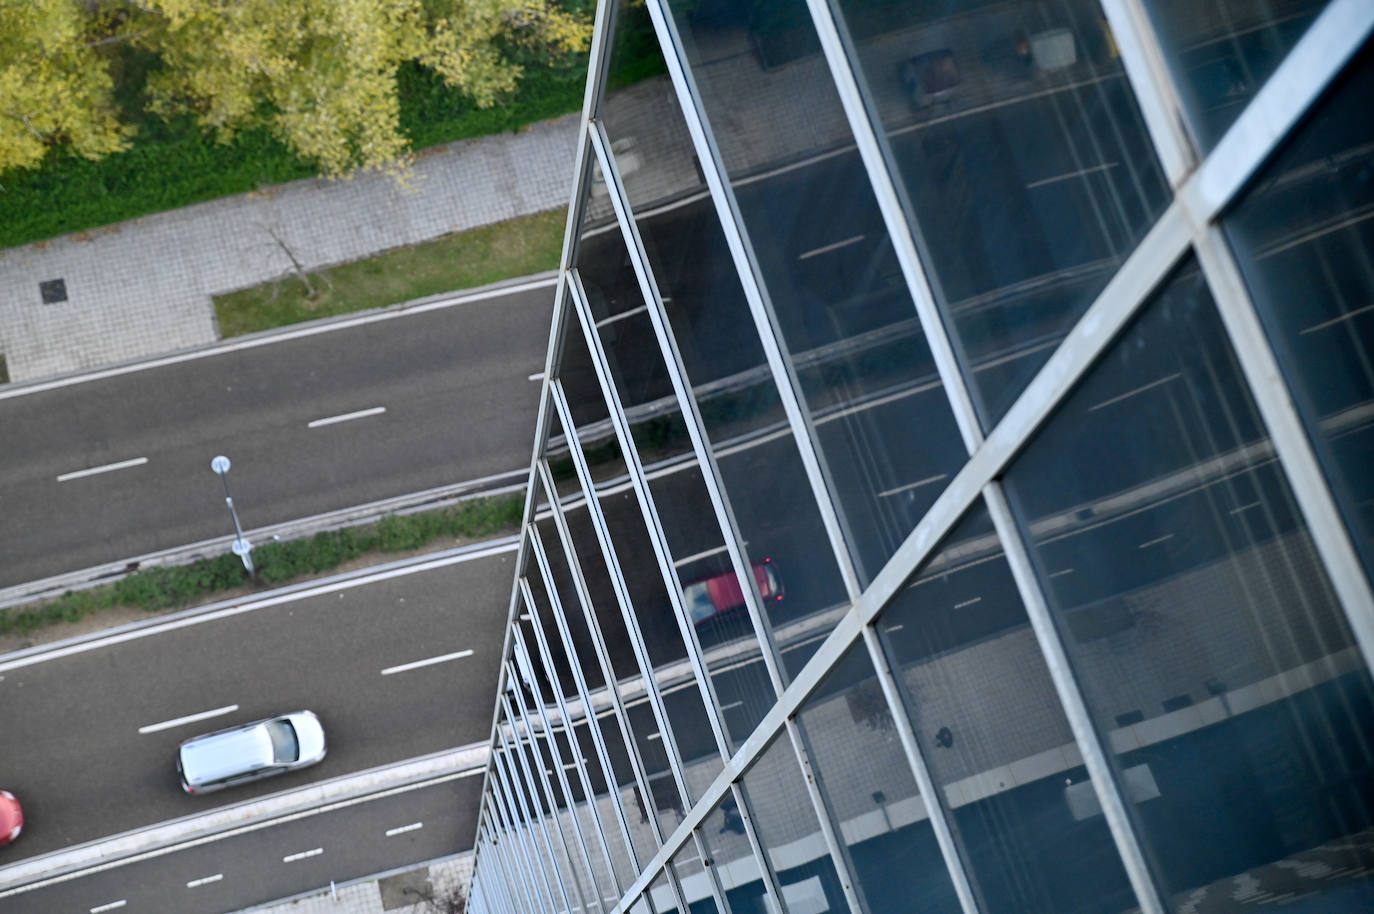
180, 724, 274, 785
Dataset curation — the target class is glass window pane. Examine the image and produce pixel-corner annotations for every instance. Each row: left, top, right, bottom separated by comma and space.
653, 0, 968, 588
1226, 43, 1374, 588
573, 211, 780, 744
831, 0, 1168, 427
1003, 260, 1374, 910
878, 500, 1135, 914
741, 735, 853, 914
797, 642, 962, 914
1147, 0, 1328, 150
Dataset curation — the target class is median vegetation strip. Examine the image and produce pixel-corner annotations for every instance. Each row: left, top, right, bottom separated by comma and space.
212, 208, 566, 337
0, 494, 522, 640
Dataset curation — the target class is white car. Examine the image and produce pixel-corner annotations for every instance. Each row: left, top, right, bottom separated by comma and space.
177, 711, 326, 794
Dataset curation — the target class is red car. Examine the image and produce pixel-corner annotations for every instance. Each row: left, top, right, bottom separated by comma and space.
0, 790, 22, 846
684, 558, 783, 626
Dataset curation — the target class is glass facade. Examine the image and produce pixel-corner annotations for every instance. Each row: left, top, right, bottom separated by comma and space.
470, 2, 1374, 914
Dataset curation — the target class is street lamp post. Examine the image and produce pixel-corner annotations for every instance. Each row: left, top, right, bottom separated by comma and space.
211, 455, 255, 576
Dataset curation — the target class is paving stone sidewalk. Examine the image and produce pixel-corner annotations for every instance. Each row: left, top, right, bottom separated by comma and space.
0, 115, 578, 384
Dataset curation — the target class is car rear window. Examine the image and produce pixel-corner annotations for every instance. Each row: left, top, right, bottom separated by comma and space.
267, 719, 299, 764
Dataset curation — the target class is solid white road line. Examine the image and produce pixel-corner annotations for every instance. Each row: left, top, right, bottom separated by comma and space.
381, 649, 474, 676
139, 705, 239, 735
56, 457, 148, 482
385, 822, 424, 837
282, 848, 323, 863
186, 873, 223, 888
308, 406, 386, 428
528, 371, 546, 382
90, 902, 127, 913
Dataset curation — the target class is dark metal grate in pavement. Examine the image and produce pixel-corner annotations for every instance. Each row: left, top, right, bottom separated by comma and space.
40, 278, 68, 304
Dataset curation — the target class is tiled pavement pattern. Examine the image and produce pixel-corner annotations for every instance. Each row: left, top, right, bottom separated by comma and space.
0, 115, 579, 383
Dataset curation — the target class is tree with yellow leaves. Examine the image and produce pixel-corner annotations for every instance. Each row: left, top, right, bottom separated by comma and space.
0, 0, 589, 177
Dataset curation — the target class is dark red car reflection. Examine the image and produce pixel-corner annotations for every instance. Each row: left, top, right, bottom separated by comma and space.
684, 558, 783, 626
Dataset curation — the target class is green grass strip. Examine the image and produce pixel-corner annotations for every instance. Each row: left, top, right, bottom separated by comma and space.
0, 494, 523, 639
213, 208, 565, 338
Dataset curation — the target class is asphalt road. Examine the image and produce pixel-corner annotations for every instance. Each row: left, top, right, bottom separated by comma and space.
3, 776, 483, 914
0, 547, 513, 864
0, 282, 554, 588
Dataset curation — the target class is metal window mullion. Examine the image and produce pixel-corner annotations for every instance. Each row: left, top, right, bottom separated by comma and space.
487, 823, 527, 914
802, 0, 985, 456
493, 741, 561, 914
476, 827, 511, 914
728, 781, 789, 914
783, 717, 868, 914
503, 691, 586, 914
509, 639, 611, 911
562, 273, 735, 759
1193, 227, 1374, 674
641, 0, 865, 603
860, 624, 982, 914
687, 828, 736, 914
520, 578, 629, 900
1098, 0, 1199, 185
486, 811, 538, 914
582, 122, 794, 693
535, 458, 678, 857
529, 525, 647, 879
1184, 0, 1374, 220
983, 482, 1168, 914
556, 0, 622, 276
486, 802, 544, 914
485, 825, 525, 914
545, 382, 698, 810
474, 380, 566, 844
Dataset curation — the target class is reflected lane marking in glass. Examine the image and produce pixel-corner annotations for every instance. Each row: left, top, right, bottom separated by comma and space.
1301, 301, 1374, 335
952, 596, 982, 609
1088, 373, 1181, 412
878, 474, 949, 498
719, 701, 744, 711
1136, 533, 1175, 549
307, 405, 387, 428
1230, 502, 1261, 515
380, 649, 474, 676
595, 304, 649, 328
56, 456, 148, 482
1025, 162, 1120, 190
672, 543, 732, 567
282, 847, 323, 863
138, 704, 239, 734
797, 234, 866, 261
1049, 568, 1075, 578
186, 873, 223, 888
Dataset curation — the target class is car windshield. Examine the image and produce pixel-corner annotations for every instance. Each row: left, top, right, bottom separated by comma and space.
684, 582, 716, 624
266, 719, 299, 764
